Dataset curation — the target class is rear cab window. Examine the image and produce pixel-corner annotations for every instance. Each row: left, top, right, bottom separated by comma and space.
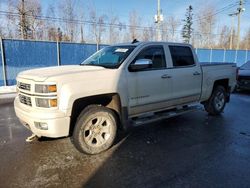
169, 46, 195, 67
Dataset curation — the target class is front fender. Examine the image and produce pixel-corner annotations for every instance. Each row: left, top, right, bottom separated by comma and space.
58, 83, 118, 116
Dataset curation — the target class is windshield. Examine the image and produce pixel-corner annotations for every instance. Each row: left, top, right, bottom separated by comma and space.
240, 61, 250, 70
81, 45, 135, 68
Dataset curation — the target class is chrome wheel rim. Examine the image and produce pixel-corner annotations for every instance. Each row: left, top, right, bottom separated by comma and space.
214, 91, 225, 111
82, 116, 111, 147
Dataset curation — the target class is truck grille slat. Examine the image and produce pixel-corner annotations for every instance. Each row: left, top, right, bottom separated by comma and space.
18, 82, 31, 91
19, 94, 32, 106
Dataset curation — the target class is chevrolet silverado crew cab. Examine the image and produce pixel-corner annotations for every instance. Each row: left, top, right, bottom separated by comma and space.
14, 41, 237, 154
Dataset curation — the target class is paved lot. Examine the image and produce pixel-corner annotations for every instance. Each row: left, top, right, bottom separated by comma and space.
0, 92, 250, 188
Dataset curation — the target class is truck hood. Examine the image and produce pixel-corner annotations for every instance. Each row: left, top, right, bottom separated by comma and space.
18, 65, 106, 82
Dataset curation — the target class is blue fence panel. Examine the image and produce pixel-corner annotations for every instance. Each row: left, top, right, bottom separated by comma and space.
211, 49, 224, 63
247, 51, 250, 63
4, 39, 58, 85
225, 50, 236, 64
196, 49, 210, 62
1, 38, 250, 86
99, 45, 109, 49
236, 50, 247, 67
0, 45, 3, 86
60, 43, 108, 65
60, 43, 97, 65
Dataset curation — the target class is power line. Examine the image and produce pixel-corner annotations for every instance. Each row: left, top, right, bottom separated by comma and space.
0, 10, 243, 37
192, 2, 238, 22
0, 10, 148, 30
0, 1, 239, 29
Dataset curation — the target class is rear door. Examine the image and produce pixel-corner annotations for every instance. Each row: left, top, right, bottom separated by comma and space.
168, 45, 202, 105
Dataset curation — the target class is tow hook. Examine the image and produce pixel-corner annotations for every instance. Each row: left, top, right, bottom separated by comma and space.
26, 134, 38, 142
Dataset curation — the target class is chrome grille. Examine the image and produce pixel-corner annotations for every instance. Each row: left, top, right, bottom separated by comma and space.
19, 94, 32, 106
18, 82, 31, 91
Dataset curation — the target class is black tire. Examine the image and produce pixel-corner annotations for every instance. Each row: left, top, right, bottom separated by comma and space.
204, 86, 227, 115
72, 105, 117, 155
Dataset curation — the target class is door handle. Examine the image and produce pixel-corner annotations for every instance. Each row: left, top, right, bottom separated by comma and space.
161, 74, 172, 79
193, 71, 201, 76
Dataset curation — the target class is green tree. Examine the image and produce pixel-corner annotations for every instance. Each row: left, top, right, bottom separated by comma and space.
182, 5, 193, 44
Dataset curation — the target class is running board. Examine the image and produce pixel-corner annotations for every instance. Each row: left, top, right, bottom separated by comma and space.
131, 105, 202, 127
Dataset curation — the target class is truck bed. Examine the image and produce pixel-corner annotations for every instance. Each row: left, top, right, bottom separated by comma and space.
199, 62, 237, 102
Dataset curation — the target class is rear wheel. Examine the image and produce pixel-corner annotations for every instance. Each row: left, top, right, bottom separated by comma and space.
204, 86, 227, 115
72, 105, 117, 154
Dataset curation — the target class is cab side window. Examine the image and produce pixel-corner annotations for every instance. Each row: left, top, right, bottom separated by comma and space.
133, 46, 166, 70
169, 46, 195, 67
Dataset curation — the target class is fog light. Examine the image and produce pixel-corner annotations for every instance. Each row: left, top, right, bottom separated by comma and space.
36, 98, 57, 108
34, 122, 48, 130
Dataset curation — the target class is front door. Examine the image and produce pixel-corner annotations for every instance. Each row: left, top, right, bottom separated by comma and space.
127, 45, 173, 116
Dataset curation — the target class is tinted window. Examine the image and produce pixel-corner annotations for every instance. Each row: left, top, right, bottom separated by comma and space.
241, 61, 250, 70
133, 46, 166, 70
169, 46, 195, 67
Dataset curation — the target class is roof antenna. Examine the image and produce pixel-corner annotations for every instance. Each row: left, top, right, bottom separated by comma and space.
132, 39, 139, 44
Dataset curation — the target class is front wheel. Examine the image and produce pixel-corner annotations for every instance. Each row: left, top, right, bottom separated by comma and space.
72, 105, 117, 154
204, 86, 227, 115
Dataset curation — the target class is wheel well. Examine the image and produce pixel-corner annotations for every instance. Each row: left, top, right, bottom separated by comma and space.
213, 79, 229, 91
213, 79, 230, 93
69, 93, 122, 135
213, 79, 230, 102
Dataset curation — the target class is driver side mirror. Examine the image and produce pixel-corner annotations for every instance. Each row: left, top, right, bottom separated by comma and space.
129, 59, 153, 72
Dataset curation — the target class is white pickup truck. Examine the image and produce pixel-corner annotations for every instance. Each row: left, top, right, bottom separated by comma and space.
14, 41, 237, 154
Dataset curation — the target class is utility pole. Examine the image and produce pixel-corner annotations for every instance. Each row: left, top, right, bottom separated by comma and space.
236, 0, 245, 50
229, 13, 237, 49
20, 0, 25, 39
154, 0, 163, 41
157, 0, 161, 41
80, 25, 84, 43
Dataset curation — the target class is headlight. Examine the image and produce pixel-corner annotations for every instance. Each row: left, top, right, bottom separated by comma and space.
35, 98, 57, 108
35, 84, 57, 93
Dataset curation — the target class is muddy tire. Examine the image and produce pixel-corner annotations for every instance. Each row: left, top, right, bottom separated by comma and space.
204, 86, 227, 115
72, 105, 117, 154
